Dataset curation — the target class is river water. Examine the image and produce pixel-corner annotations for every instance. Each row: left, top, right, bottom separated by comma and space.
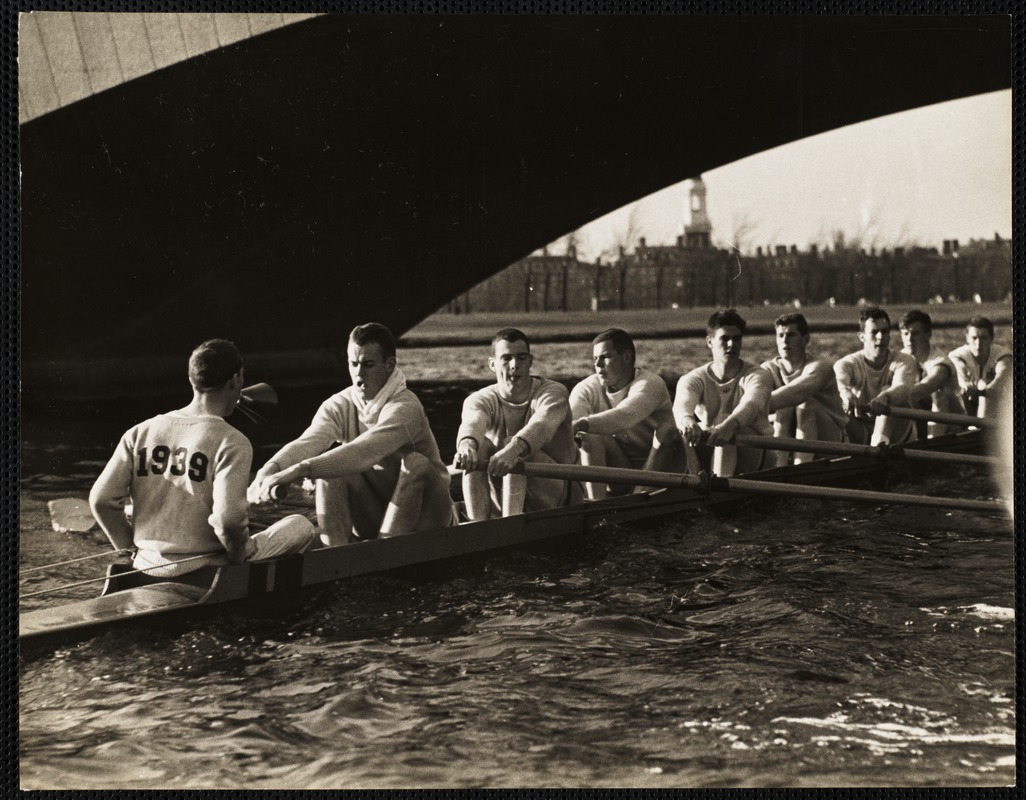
19, 330, 1016, 789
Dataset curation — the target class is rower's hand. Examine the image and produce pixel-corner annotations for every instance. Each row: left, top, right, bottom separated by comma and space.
840, 391, 862, 417
487, 441, 524, 477
250, 463, 305, 504
868, 394, 891, 415
870, 385, 909, 415
453, 439, 480, 472
225, 536, 257, 565
247, 464, 277, 504
679, 417, 702, 446
222, 527, 257, 564
705, 418, 739, 447
571, 418, 590, 444
847, 401, 872, 419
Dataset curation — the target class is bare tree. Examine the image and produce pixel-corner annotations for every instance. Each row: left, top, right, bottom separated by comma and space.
889, 220, 929, 251
598, 202, 645, 263
717, 209, 760, 256
540, 226, 589, 261
559, 227, 588, 261
850, 205, 884, 252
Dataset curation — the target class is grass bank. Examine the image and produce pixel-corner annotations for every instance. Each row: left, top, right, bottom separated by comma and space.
402, 301, 1012, 347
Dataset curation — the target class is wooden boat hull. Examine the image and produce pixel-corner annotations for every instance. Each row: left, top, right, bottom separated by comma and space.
19, 583, 210, 640
20, 429, 987, 650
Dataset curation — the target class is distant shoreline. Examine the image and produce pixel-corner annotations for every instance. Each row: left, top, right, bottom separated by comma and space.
401, 301, 1013, 347
21, 301, 1012, 402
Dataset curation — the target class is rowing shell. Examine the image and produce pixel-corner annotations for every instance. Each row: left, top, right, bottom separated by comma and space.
20, 429, 990, 650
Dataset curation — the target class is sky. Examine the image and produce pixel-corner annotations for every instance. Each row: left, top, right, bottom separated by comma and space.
560, 89, 1011, 261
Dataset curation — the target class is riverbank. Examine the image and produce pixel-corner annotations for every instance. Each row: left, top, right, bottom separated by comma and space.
401, 301, 1012, 346
20, 301, 1011, 401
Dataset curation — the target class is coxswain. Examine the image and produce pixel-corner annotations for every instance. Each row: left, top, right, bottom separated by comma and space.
90, 339, 316, 576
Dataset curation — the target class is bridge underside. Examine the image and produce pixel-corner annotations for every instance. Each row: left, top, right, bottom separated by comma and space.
20, 15, 1009, 391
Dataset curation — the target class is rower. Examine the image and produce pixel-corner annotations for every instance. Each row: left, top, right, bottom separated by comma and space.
947, 315, 1012, 419
759, 313, 848, 465
673, 309, 772, 476
833, 307, 917, 446
248, 323, 456, 544
452, 328, 578, 520
898, 309, 965, 437
89, 339, 316, 577
569, 328, 683, 499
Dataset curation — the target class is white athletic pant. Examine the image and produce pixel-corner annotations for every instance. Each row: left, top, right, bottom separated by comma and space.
134, 514, 317, 576
249, 514, 317, 560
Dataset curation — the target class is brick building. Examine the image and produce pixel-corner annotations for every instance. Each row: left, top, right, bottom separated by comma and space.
444, 178, 1011, 313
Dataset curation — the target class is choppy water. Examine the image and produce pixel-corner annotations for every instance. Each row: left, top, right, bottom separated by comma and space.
19, 332, 1016, 789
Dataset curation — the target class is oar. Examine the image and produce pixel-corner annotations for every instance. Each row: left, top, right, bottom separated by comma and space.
21, 548, 133, 575
881, 406, 996, 429
20, 554, 217, 599
514, 462, 1006, 514
733, 435, 998, 467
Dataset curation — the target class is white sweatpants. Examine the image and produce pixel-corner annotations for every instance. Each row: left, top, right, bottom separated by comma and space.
135, 514, 317, 576
249, 514, 317, 560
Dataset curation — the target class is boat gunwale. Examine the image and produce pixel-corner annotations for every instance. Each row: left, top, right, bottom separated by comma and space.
20, 428, 987, 645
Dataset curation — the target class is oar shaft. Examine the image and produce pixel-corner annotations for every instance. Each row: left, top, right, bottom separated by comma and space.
516, 462, 1005, 513
883, 406, 996, 429
21, 548, 133, 574
724, 476, 1004, 513
735, 435, 873, 458
20, 554, 213, 599
734, 435, 998, 467
518, 461, 695, 491
886, 449, 996, 467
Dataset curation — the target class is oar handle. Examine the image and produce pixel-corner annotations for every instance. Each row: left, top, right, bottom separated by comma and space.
515, 461, 703, 491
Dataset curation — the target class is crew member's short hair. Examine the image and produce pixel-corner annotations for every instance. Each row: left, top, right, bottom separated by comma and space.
899, 309, 932, 333
592, 328, 635, 361
858, 306, 890, 330
350, 322, 397, 360
189, 339, 242, 391
492, 328, 530, 352
707, 308, 747, 335
967, 315, 995, 336
774, 312, 809, 337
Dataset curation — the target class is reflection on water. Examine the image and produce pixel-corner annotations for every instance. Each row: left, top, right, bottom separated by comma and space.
19, 332, 1014, 789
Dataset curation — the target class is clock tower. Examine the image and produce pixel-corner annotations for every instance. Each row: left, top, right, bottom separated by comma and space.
683, 176, 712, 248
